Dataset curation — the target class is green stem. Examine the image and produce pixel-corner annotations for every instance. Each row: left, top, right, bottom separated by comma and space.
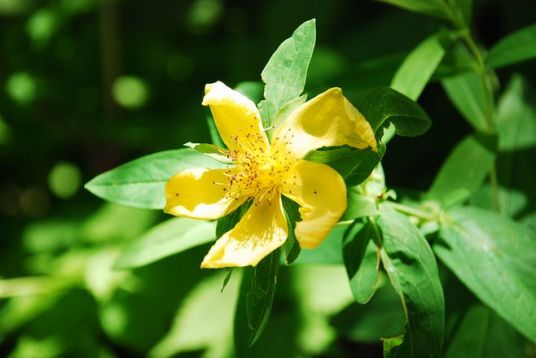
461, 32, 502, 213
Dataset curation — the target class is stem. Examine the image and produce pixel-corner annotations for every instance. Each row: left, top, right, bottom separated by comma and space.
461, 32, 502, 213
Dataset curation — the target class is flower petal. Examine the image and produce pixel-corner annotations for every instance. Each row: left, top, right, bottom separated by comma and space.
271, 88, 377, 159
280, 160, 347, 249
203, 81, 269, 155
201, 195, 288, 268
165, 168, 246, 220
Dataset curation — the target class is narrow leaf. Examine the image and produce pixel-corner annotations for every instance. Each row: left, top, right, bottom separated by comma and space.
259, 19, 316, 124
391, 31, 452, 100
376, 0, 453, 21
85, 149, 225, 209
486, 23, 536, 69
377, 206, 445, 357
343, 221, 380, 304
357, 86, 431, 138
442, 71, 490, 131
436, 206, 536, 343
427, 135, 496, 206
114, 218, 215, 269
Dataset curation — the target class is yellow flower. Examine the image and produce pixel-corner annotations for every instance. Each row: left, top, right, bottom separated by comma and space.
164, 81, 377, 268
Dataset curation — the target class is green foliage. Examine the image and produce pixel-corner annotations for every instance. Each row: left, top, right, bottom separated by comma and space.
486, 23, 536, 69
436, 206, 536, 343
391, 31, 453, 100
85, 149, 225, 209
114, 218, 216, 269
342, 221, 380, 304
3, 1, 536, 357
258, 19, 316, 125
427, 135, 496, 206
377, 206, 445, 358
357, 86, 432, 138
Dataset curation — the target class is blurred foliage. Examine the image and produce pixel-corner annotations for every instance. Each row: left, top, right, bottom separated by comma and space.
1, 0, 536, 357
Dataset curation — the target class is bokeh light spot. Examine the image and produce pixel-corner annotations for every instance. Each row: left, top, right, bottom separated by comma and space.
6, 72, 37, 104
112, 76, 149, 109
48, 162, 82, 199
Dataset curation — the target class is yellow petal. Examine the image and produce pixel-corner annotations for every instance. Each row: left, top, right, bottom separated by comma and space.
203, 81, 269, 155
164, 168, 246, 220
271, 88, 377, 159
201, 195, 288, 268
280, 160, 347, 249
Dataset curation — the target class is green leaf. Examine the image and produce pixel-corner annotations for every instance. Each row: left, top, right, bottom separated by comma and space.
258, 19, 316, 124
343, 188, 379, 220
85, 149, 226, 209
293, 223, 348, 265
442, 71, 491, 131
436, 206, 536, 343
486, 23, 536, 69
206, 113, 225, 147
376, 0, 453, 21
377, 206, 445, 357
114, 218, 216, 269
184, 142, 231, 163
357, 86, 431, 138
445, 304, 525, 358
343, 221, 380, 304
331, 283, 406, 343
235, 251, 280, 350
306, 142, 386, 187
281, 197, 301, 265
427, 135, 496, 206
391, 31, 452, 101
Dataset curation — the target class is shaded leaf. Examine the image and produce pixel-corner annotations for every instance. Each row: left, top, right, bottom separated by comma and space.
376, 0, 453, 21
293, 223, 348, 265
486, 23, 536, 69
427, 135, 496, 206
378, 206, 445, 358
85, 149, 225, 209
442, 71, 491, 131
114, 218, 216, 269
343, 221, 380, 304
358, 86, 431, 138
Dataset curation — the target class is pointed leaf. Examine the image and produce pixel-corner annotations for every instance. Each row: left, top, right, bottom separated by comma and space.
391, 31, 452, 100
259, 19, 316, 124
486, 23, 536, 69
85, 149, 225, 209
114, 218, 216, 269
427, 135, 496, 206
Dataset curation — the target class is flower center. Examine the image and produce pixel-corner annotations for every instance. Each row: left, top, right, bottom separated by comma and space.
224, 147, 296, 201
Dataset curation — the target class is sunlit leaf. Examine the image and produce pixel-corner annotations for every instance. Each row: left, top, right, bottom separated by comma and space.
436, 206, 536, 343
258, 19, 316, 124
378, 206, 445, 357
486, 23, 536, 69
85, 149, 226, 209
114, 218, 216, 269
